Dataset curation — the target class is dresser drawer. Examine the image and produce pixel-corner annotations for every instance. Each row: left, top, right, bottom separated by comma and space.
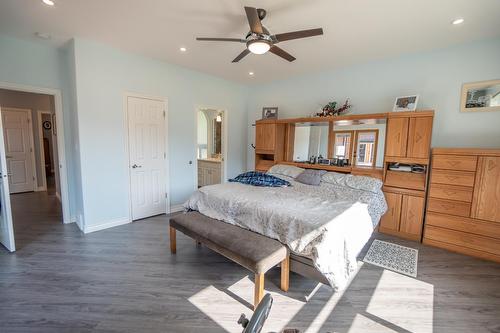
429, 183, 473, 202
425, 225, 500, 256
430, 169, 475, 187
432, 155, 477, 171
427, 198, 471, 217
426, 212, 500, 239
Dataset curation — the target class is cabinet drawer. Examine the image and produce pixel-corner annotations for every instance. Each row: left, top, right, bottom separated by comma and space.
432, 155, 477, 171
429, 184, 473, 202
426, 212, 500, 239
425, 225, 500, 256
427, 198, 471, 217
430, 169, 475, 187
385, 170, 426, 191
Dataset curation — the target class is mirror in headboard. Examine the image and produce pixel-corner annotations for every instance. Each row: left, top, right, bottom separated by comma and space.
331, 118, 386, 167
292, 122, 329, 162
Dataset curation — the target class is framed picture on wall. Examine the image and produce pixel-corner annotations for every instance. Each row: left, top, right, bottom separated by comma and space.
393, 95, 419, 112
460, 79, 500, 113
262, 107, 278, 119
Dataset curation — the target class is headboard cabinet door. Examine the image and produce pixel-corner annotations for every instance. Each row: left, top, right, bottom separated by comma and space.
471, 156, 500, 223
407, 117, 433, 159
385, 117, 409, 157
255, 122, 276, 152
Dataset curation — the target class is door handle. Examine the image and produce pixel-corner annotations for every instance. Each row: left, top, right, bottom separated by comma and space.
6, 155, 12, 159
131, 164, 142, 169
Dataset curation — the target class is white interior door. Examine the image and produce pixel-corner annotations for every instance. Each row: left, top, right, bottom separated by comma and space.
1, 108, 35, 193
0, 107, 15, 252
127, 96, 167, 220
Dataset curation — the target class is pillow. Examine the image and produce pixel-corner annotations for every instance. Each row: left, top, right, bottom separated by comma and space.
295, 169, 327, 186
268, 164, 304, 179
345, 175, 383, 193
321, 171, 349, 186
229, 171, 291, 187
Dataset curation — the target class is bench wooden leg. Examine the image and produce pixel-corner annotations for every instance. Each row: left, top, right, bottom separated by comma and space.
254, 273, 264, 310
169, 226, 176, 254
280, 255, 290, 292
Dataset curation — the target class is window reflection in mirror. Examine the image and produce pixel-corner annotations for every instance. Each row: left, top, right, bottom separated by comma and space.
333, 131, 353, 160
354, 130, 378, 167
293, 122, 329, 162
332, 120, 386, 167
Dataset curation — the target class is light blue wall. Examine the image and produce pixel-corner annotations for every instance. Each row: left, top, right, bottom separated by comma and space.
72, 39, 248, 228
247, 38, 500, 169
0, 35, 82, 221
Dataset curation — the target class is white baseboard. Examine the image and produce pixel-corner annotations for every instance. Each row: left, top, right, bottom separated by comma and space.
55, 192, 61, 202
170, 204, 185, 213
83, 217, 131, 234
35, 186, 47, 192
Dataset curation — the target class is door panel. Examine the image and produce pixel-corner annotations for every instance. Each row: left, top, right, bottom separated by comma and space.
471, 156, 500, 222
385, 117, 408, 157
400, 195, 425, 237
407, 117, 433, 159
127, 96, 167, 220
379, 192, 402, 232
255, 123, 275, 152
2, 109, 35, 193
0, 108, 15, 251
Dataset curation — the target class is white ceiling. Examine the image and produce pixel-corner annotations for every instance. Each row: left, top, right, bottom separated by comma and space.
1, 0, 499, 83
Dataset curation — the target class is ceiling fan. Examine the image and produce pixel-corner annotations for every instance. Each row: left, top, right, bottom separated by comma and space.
196, 6, 324, 63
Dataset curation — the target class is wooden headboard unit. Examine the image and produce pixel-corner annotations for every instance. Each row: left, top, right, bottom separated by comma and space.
254, 110, 435, 242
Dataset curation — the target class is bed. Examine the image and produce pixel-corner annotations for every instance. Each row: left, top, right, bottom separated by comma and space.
184, 164, 387, 290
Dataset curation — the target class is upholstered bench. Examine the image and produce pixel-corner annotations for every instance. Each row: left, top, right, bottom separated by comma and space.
169, 211, 289, 309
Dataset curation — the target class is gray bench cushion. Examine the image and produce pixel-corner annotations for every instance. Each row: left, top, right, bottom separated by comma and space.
170, 212, 287, 274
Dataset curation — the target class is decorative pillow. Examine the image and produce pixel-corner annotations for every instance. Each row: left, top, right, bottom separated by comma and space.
229, 171, 291, 187
267, 164, 304, 179
345, 175, 383, 193
295, 169, 327, 186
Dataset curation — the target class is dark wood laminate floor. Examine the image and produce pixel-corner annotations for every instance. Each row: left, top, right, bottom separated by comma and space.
1, 191, 500, 333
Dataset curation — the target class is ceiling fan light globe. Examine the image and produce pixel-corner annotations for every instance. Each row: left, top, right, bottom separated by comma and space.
247, 40, 271, 54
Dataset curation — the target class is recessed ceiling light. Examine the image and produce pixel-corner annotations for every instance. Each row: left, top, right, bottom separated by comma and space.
42, 0, 55, 6
179, 47, 187, 52
35, 32, 52, 40
249, 72, 254, 76
452, 18, 464, 25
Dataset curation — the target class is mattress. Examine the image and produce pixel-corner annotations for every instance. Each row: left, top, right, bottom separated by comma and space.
184, 173, 387, 290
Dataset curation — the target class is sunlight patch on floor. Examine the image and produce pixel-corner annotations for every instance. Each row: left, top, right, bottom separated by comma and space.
189, 276, 307, 333
366, 270, 434, 333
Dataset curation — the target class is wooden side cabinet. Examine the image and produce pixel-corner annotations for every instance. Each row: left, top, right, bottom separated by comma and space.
254, 119, 286, 172
385, 112, 433, 159
379, 189, 425, 241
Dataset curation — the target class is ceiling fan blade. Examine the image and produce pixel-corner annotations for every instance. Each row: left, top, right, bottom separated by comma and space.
273, 28, 324, 43
244, 6, 264, 34
232, 49, 251, 63
269, 46, 296, 62
196, 37, 246, 43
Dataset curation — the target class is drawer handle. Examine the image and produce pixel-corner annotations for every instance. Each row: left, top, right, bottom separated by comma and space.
445, 176, 458, 181
440, 203, 454, 211
447, 161, 460, 167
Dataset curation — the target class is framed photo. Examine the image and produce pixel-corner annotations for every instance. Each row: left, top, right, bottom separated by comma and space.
460, 79, 500, 113
262, 107, 278, 119
393, 95, 419, 112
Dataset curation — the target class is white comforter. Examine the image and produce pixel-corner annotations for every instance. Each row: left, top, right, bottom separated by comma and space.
184, 175, 387, 290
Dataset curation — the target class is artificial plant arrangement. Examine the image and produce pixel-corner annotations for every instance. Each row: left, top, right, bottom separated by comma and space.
316, 99, 351, 117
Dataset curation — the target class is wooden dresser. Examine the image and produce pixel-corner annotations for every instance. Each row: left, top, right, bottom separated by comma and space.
423, 148, 500, 263
379, 111, 434, 241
